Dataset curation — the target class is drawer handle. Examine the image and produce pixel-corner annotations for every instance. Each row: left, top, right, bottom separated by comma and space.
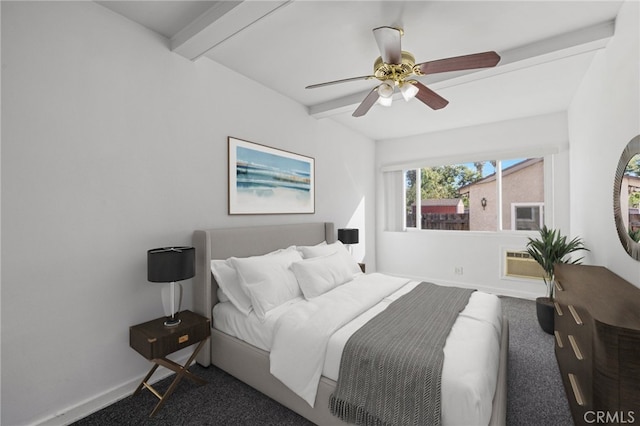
554, 302, 564, 316
568, 373, 586, 406
554, 331, 564, 348
568, 305, 583, 325
568, 335, 584, 360
555, 280, 564, 292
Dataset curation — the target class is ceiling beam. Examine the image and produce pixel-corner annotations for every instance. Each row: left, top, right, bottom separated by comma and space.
309, 20, 615, 118
171, 1, 291, 61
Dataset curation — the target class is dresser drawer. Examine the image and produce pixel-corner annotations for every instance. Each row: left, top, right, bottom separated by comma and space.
567, 373, 590, 426
556, 303, 591, 349
555, 285, 594, 422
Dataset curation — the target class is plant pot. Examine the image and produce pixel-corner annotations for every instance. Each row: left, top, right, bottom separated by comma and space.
536, 297, 555, 335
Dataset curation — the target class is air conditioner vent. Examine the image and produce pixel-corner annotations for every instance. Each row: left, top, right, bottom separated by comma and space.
505, 251, 546, 280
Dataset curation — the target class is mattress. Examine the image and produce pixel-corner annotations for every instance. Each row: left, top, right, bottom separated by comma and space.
212, 275, 502, 426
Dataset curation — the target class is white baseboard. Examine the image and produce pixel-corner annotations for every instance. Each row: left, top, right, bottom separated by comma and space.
35, 354, 192, 426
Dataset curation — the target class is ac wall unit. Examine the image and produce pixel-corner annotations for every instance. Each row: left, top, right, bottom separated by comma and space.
505, 251, 546, 280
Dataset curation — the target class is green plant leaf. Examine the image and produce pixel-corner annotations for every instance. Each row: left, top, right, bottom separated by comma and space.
526, 225, 589, 299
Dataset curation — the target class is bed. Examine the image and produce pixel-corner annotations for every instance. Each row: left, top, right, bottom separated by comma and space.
193, 222, 508, 425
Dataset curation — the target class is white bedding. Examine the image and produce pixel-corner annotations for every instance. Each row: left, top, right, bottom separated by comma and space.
212, 273, 502, 426
212, 295, 303, 352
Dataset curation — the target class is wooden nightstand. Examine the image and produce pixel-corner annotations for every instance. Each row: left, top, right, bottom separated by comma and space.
130, 310, 210, 416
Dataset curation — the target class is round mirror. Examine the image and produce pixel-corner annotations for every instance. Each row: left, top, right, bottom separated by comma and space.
614, 135, 640, 261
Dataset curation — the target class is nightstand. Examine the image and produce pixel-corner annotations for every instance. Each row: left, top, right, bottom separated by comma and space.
130, 310, 210, 416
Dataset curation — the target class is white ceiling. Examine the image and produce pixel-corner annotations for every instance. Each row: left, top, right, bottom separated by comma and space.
97, 0, 623, 140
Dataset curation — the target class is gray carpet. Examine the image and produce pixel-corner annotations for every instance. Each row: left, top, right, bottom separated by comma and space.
502, 296, 572, 426
74, 296, 572, 425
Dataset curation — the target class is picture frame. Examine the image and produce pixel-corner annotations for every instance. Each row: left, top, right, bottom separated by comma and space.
228, 137, 315, 214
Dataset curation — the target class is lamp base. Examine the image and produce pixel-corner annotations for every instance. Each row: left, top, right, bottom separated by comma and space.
164, 316, 181, 327
161, 281, 182, 327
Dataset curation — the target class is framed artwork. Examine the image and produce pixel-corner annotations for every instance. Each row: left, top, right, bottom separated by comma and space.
228, 137, 315, 214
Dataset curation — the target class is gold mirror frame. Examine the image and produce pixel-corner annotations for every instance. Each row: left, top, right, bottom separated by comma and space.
613, 135, 640, 261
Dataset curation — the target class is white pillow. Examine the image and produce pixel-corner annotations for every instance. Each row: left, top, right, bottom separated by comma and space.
296, 241, 327, 258
216, 288, 230, 303
210, 246, 298, 315
210, 259, 252, 316
292, 251, 357, 299
231, 247, 303, 322
298, 241, 362, 275
297, 241, 335, 258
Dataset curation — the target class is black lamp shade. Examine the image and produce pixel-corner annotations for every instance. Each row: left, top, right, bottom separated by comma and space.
147, 247, 195, 283
338, 228, 359, 245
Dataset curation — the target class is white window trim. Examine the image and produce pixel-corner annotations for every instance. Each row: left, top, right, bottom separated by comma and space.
415, 169, 421, 230
380, 144, 564, 173
496, 160, 503, 231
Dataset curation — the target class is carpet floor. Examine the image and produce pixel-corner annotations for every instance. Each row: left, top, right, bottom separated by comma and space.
501, 296, 572, 426
73, 296, 572, 425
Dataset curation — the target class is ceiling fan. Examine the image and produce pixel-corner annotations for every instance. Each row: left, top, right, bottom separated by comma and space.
305, 26, 501, 117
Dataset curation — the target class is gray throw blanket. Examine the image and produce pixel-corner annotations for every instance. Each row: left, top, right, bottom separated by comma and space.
329, 282, 475, 426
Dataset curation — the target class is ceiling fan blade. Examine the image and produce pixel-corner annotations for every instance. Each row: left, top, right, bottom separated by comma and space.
413, 81, 449, 110
416, 51, 500, 75
305, 75, 375, 89
373, 26, 402, 65
352, 87, 380, 117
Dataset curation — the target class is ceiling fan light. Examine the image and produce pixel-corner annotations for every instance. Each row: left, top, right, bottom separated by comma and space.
400, 81, 419, 101
378, 95, 393, 107
378, 80, 395, 98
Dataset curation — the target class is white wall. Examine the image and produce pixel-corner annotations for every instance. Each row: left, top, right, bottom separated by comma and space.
375, 112, 571, 298
374, 0, 640, 295
0, 2, 375, 425
568, 0, 640, 286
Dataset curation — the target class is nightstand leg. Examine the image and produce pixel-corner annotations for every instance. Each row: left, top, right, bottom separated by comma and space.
133, 363, 160, 396
148, 339, 208, 417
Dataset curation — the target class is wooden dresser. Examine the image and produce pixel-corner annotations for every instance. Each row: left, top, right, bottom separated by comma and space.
553, 264, 640, 425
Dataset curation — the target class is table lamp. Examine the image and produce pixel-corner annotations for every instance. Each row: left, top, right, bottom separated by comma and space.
147, 246, 195, 327
338, 228, 359, 254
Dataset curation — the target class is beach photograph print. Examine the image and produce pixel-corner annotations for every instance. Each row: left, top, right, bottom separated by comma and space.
228, 137, 315, 214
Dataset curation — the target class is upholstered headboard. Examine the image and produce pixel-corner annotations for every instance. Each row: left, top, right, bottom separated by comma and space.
192, 222, 335, 362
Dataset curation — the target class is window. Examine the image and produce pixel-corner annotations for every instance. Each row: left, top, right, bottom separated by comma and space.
404, 157, 545, 231
513, 203, 544, 230
405, 164, 477, 230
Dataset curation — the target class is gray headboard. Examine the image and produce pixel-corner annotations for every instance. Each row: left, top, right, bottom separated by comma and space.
192, 222, 335, 318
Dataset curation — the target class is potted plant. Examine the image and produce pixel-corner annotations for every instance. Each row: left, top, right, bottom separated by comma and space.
526, 225, 589, 334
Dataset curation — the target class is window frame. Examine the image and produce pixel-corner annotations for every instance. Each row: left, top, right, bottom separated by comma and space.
511, 202, 544, 231
404, 157, 547, 233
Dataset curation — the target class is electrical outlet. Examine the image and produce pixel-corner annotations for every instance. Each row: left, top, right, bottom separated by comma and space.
454, 266, 464, 275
